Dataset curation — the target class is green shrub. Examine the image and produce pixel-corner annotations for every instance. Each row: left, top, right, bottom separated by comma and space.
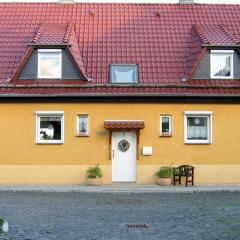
0, 218, 9, 233
0, 219, 4, 226
87, 164, 103, 178
155, 167, 173, 178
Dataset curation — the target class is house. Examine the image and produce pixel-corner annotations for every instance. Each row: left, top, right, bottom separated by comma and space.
0, 1, 239, 184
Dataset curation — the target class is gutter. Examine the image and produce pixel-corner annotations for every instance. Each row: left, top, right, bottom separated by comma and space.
1, 84, 240, 89
203, 44, 240, 47
0, 93, 239, 98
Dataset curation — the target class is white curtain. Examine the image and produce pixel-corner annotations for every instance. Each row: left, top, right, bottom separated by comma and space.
187, 126, 207, 139
187, 117, 208, 140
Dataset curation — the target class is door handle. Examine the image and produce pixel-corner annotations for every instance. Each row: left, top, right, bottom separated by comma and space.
112, 150, 115, 158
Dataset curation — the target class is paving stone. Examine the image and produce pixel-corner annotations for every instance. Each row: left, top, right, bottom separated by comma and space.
0, 192, 240, 239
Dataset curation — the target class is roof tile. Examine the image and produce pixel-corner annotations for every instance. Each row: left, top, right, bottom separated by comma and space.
193, 24, 239, 45
0, 3, 240, 96
104, 120, 145, 129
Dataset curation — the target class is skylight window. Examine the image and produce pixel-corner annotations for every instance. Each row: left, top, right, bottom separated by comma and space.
210, 50, 233, 79
38, 49, 62, 79
110, 64, 138, 84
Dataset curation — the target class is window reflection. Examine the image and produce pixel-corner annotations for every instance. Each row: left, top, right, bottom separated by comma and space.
78, 115, 89, 135
110, 64, 138, 83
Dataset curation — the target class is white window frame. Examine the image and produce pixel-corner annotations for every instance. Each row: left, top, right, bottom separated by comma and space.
76, 114, 89, 136
37, 49, 62, 79
184, 111, 212, 144
35, 111, 64, 144
210, 50, 234, 79
160, 115, 172, 136
110, 64, 138, 84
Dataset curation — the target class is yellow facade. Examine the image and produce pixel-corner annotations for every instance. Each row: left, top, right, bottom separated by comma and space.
0, 102, 239, 184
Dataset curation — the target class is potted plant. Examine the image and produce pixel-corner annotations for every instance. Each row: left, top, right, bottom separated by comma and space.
0, 218, 8, 234
155, 166, 173, 186
86, 164, 103, 186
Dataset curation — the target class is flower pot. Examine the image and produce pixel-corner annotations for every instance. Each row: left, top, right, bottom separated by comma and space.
87, 177, 102, 186
157, 177, 172, 186
0, 220, 8, 233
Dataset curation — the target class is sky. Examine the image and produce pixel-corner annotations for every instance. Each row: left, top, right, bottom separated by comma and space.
0, 0, 239, 3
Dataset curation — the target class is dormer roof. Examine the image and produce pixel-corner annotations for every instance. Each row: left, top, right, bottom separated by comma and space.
12, 22, 88, 81
192, 24, 240, 46
32, 22, 72, 45
184, 24, 240, 81
0, 3, 239, 97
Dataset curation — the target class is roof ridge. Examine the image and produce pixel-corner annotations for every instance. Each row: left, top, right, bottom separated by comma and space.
32, 23, 44, 43
192, 24, 209, 44
63, 23, 72, 43
218, 24, 240, 44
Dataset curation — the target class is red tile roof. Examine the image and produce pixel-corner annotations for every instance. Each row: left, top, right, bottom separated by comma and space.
193, 24, 240, 45
183, 23, 240, 80
67, 24, 89, 80
31, 22, 89, 80
32, 22, 72, 44
104, 120, 145, 129
0, 3, 240, 97
184, 26, 206, 80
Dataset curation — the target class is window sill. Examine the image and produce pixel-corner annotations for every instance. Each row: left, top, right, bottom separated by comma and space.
37, 77, 62, 80
184, 142, 211, 145
160, 133, 172, 137
36, 142, 64, 145
76, 134, 89, 137
109, 83, 139, 86
210, 77, 233, 80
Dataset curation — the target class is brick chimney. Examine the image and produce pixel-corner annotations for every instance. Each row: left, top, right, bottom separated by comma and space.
59, 0, 75, 4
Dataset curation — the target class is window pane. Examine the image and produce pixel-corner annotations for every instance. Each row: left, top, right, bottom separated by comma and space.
111, 65, 137, 83
39, 116, 62, 140
212, 54, 232, 77
39, 53, 61, 78
162, 117, 170, 133
78, 116, 88, 134
187, 117, 208, 140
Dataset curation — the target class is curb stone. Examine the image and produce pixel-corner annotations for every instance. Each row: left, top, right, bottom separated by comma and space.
0, 184, 240, 193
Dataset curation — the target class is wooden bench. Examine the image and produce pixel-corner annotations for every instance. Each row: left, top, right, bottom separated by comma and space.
173, 165, 194, 187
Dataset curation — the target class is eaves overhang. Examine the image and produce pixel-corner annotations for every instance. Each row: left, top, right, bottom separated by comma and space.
30, 43, 71, 47
203, 44, 240, 48
104, 120, 145, 129
0, 93, 239, 98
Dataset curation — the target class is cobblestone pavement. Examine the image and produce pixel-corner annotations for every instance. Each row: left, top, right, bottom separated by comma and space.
0, 192, 240, 240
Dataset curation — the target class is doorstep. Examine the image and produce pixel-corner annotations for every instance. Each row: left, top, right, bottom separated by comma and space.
0, 183, 240, 193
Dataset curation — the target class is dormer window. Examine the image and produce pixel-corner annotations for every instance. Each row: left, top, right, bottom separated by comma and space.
110, 64, 138, 84
210, 50, 233, 79
38, 49, 62, 79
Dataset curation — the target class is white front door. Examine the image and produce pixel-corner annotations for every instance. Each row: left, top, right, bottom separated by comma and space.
112, 131, 136, 182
